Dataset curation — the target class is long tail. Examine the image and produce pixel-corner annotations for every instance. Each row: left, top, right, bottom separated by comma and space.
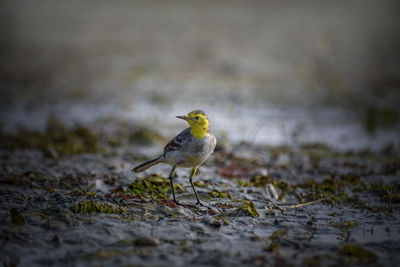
132, 155, 163, 172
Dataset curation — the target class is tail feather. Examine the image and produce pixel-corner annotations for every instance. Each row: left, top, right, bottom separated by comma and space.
132, 156, 163, 172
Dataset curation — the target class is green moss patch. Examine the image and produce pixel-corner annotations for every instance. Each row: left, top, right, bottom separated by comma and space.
250, 175, 289, 190
129, 126, 164, 145
236, 201, 259, 218
340, 244, 377, 264
71, 200, 122, 214
1, 116, 104, 155
208, 190, 234, 199
126, 174, 183, 199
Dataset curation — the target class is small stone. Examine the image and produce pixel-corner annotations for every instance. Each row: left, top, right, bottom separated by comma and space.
202, 215, 222, 229
134, 236, 159, 246
253, 168, 268, 177
176, 206, 194, 217
190, 224, 206, 234
52, 234, 63, 246
157, 205, 174, 215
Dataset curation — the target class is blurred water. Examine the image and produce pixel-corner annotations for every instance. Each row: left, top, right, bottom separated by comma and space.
1, 0, 399, 150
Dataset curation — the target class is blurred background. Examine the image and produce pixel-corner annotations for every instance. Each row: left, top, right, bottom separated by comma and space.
1, 0, 399, 150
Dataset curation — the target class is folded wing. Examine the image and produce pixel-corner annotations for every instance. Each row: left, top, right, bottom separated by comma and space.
163, 127, 191, 154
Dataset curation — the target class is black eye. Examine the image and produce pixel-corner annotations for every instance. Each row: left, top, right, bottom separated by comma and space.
195, 116, 199, 120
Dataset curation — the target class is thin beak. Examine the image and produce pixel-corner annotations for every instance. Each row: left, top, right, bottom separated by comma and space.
176, 115, 189, 121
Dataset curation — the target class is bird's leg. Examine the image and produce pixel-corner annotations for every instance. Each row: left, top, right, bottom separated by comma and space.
168, 165, 178, 204
189, 166, 203, 206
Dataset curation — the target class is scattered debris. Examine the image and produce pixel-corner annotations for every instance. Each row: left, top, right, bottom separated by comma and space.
235, 201, 259, 218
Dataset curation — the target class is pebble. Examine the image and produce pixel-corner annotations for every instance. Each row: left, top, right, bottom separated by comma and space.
134, 236, 159, 247
252, 168, 269, 177
202, 215, 222, 229
52, 234, 63, 246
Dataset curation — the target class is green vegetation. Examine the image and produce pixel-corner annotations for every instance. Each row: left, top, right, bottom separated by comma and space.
208, 190, 233, 199
250, 175, 289, 190
129, 126, 164, 145
340, 244, 377, 264
126, 174, 184, 199
71, 200, 122, 214
236, 201, 259, 218
364, 181, 400, 203
0, 116, 166, 156
1, 116, 104, 155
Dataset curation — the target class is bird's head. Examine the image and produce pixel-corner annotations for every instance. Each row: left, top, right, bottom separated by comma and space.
176, 110, 210, 138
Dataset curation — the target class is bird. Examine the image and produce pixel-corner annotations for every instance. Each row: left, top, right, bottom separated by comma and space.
132, 110, 217, 205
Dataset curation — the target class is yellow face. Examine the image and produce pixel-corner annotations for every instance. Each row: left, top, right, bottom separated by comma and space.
186, 110, 209, 128
176, 110, 210, 139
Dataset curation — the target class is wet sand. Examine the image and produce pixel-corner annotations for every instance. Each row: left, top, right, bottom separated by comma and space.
1, 119, 399, 266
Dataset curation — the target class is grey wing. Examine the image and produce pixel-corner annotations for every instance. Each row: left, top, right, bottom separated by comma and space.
163, 127, 191, 154
211, 135, 217, 153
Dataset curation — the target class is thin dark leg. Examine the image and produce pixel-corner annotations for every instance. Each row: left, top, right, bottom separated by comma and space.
168, 165, 177, 203
189, 166, 203, 205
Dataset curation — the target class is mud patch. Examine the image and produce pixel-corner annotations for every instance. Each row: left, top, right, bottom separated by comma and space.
1, 123, 399, 266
